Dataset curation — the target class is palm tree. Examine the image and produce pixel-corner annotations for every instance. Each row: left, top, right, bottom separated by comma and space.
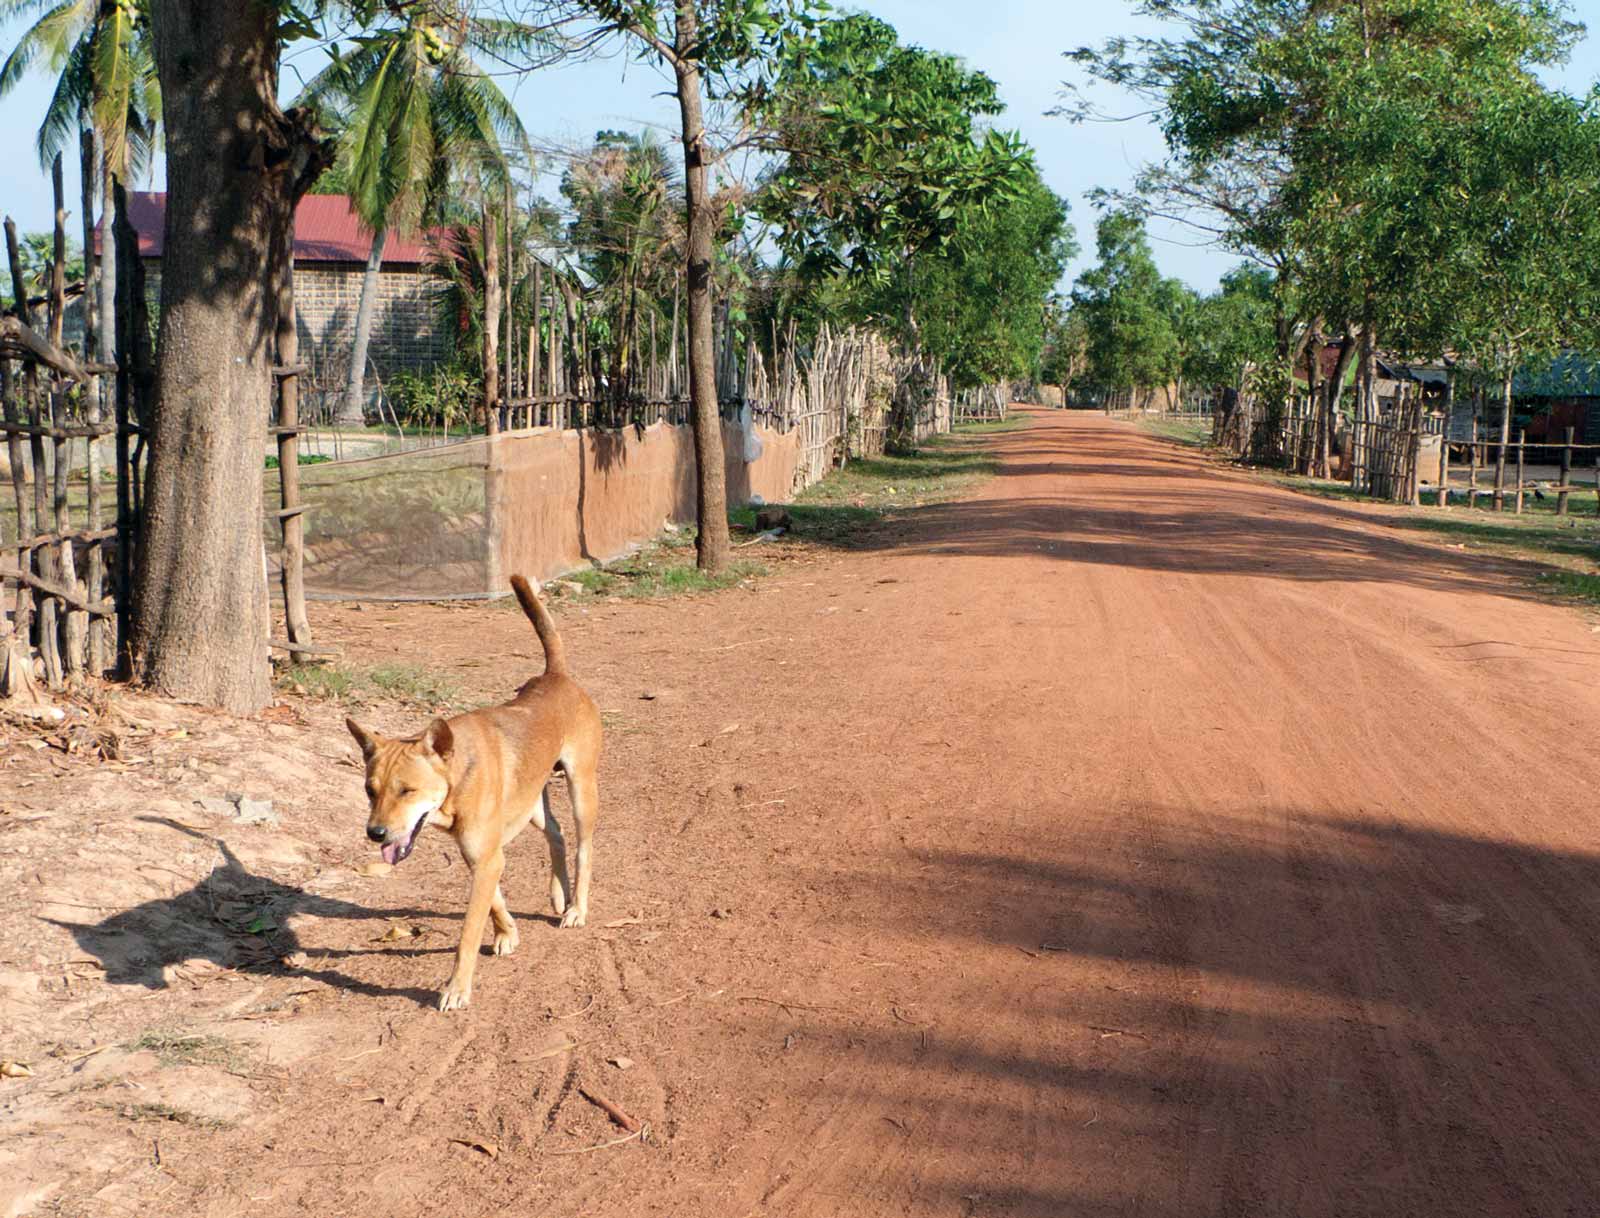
297, 11, 533, 426
562, 130, 683, 395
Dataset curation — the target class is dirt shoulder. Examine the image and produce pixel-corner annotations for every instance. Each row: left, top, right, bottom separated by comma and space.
6, 408, 1600, 1217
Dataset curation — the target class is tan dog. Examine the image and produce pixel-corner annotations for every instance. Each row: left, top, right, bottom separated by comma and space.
346, 575, 602, 1011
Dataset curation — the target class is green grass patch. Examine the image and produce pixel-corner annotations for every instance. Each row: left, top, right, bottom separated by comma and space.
278, 660, 460, 709
518, 520, 767, 605
952, 414, 1030, 435
1536, 569, 1600, 604
366, 662, 461, 704
551, 548, 767, 601
264, 453, 333, 470
735, 422, 1017, 548
279, 663, 356, 700
1134, 416, 1212, 448
1259, 464, 1600, 605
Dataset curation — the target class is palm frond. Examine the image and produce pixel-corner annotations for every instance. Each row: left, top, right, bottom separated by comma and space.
0, 0, 89, 97
33, 32, 89, 164
89, 0, 137, 174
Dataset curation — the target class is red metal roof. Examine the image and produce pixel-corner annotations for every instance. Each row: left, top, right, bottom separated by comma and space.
97, 191, 438, 264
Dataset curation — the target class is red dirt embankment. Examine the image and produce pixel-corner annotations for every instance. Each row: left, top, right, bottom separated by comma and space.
5, 409, 1600, 1216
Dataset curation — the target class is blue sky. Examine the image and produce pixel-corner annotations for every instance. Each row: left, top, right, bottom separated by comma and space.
1, 1, 1597, 291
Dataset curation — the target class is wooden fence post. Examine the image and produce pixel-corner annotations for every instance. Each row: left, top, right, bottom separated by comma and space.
1557, 426, 1573, 516
1514, 429, 1525, 515
1467, 419, 1479, 509
1437, 427, 1450, 507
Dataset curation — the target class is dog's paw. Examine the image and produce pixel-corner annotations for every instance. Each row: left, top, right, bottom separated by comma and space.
549, 876, 568, 917
558, 906, 587, 929
492, 928, 518, 957
437, 978, 473, 1011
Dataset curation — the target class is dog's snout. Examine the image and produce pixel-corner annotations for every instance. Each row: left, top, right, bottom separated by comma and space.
367, 824, 389, 844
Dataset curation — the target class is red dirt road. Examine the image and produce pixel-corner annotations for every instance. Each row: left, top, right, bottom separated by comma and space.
12, 409, 1600, 1216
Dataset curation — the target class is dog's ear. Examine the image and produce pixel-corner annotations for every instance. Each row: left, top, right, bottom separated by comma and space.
346, 717, 379, 758
422, 718, 454, 759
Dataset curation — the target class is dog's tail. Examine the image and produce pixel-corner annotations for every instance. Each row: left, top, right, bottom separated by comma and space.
511, 575, 567, 676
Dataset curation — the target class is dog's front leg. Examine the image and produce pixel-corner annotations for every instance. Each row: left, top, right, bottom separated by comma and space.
439, 847, 504, 1011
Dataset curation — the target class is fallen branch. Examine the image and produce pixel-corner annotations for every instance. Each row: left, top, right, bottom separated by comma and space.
1087, 1025, 1151, 1043
545, 1125, 647, 1156
737, 994, 845, 1015
578, 1086, 641, 1132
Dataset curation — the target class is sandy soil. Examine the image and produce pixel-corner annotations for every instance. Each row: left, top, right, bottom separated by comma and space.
4, 408, 1600, 1217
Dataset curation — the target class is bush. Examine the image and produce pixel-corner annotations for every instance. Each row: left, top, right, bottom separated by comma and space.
388, 363, 482, 432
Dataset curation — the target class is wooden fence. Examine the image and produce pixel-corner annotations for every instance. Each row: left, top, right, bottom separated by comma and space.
1431, 426, 1600, 514
954, 383, 1008, 424
2, 183, 321, 696
1, 187, 122, 700
492, 299, 960, 496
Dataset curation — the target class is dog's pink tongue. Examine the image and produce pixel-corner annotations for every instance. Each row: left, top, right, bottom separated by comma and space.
381, 841, 403, 866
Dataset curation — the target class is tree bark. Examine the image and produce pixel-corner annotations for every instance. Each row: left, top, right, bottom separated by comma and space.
1492, 355, 1514, 511
671, 0, 730, 572
80, 128, 105, 673
1323, 331, 1358, 479
135, 0, 308, 713
340, 227, 386, 426
1355, 320, 1377, 489
99, 162, 115, 392
482, 197, 501, 434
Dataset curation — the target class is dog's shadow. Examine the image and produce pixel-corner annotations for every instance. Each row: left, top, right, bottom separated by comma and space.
43, 819, 552, 1009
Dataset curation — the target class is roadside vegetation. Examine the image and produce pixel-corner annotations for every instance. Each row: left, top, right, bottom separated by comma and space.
1133, 416, 1211, 448
278, 659, 462, 711
1138, 418, 1600, 606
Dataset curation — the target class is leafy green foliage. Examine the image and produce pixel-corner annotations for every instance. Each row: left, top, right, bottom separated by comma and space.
15, 230, 84, 295
755, 13, 1032, 281
388, 361, 482, 431
893, 168, 1075, 388
294, 8, 532, 236
1182, 264, 1276, 392
1067, 0, 1600, 411
1069, 210, 1186, 396
0, 0, 160, 174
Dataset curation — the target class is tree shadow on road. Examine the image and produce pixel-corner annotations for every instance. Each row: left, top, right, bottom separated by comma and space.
755, 808, 1600, 1217
801, 418, 1571, 603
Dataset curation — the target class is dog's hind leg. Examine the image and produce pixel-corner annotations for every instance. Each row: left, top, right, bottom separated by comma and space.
535, 782, 570, 917
559, 761, 598, 929
490, 884, 518, 956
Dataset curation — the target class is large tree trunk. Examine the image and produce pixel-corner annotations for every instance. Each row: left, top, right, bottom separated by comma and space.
135, 0, 309, 713
672, 0, 730, 572
482, 198, 501, 434
1322, 331, 1358, 479
339, 227, 386, 426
